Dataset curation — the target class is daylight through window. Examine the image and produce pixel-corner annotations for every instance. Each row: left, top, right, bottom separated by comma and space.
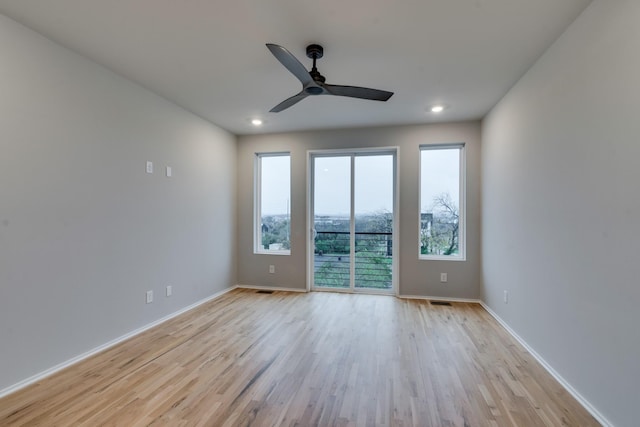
255, 153, 291, 254
419, 144, 465, 260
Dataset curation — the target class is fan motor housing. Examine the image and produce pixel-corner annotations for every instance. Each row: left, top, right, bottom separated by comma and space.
305, 86, 323, 95
306, 44, 324, 59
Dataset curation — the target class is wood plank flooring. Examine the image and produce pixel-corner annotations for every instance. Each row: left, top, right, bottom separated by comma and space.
0, 289, 599, 426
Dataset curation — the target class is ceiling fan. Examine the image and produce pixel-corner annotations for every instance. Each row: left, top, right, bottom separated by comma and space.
266, 43, 394, 112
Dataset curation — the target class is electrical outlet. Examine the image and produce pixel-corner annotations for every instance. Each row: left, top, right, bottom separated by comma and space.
146, 161, 153, 174
504, 290, 509, 304
440, 273, 448, 283
166, 285, 172, 297
146, 290, 153, 304
166, 166, 172, 177
269, 265, 275, 274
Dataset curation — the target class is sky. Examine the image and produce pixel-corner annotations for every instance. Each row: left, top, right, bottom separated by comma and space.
261, 150, 459, 217
420, 148, 460, 214
260, 155, 291, 215
314, 155, 394, 216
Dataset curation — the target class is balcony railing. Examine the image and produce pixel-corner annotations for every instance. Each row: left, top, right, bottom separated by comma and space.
314, 231, 392, 290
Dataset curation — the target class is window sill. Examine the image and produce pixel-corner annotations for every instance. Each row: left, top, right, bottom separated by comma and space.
419, 255, 466, 261
255, 250, 291, 256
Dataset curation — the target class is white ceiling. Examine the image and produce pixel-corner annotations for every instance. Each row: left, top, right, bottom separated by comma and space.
0, 0, 591, 135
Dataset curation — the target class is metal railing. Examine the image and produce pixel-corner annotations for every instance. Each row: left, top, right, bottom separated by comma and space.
314, 231, 392, 289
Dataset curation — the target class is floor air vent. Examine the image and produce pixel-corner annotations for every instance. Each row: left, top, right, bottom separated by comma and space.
430, 301, 452, 306
256, 290, 274, 294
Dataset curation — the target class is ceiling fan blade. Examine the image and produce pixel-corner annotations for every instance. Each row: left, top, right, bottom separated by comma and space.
270, 91, 309, 113
323, 84, 393, 101
266, 44, 313, 86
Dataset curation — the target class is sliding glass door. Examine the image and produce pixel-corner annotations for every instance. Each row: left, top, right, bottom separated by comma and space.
310, 150, 396, 294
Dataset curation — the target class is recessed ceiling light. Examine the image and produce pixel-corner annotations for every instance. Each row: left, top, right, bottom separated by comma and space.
430, 105, 445, 113
251, 119, 263, 126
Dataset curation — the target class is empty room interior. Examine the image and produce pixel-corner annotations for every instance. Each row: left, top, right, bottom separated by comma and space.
0, 1, 638, 426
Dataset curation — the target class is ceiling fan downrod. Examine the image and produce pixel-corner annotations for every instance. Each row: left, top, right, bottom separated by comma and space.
306, 44, 326, 84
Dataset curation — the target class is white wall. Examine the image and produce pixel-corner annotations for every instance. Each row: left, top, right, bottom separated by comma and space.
482, 1, 640, 426
0, 15, 236, 392
237, 122, 481, 299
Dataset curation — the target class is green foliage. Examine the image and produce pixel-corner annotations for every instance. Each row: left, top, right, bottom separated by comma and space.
355, 251, 392, 288
315, 234, 350, 254
261, 215, 290, 250
314, 261, 349, 287
313, 210, 393, 289
314, 252, 392, 289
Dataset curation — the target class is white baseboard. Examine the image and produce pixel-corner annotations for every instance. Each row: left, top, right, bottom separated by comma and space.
236, 284, 307, 293
398, 294, 481, 304
479, 302, 612, 427
0, 285, 237, 399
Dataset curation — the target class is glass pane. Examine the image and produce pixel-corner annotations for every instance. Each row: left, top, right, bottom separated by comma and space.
313, 157, 351, 288
354, 155, 393, 289
259, 155, 290, 252
420, 148, 460, 257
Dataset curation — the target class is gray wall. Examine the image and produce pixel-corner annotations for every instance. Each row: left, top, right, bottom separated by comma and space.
237, 122, 481, 298
481, 1, 640, 426
0, 15, 236, 392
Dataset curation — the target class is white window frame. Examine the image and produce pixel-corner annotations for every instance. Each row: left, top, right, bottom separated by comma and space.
254, 152, 291, 255
418, 143, 466, 261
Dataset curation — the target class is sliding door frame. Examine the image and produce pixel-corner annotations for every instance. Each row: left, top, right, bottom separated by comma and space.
306, 147, 400, 295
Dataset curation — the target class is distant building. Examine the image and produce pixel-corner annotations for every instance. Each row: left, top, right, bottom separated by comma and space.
420, 213, 433, 231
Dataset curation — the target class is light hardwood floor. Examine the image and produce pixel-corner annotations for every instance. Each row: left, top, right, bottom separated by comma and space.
0, 289, 599, 426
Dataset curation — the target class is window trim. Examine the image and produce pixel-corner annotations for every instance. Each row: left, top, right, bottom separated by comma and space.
254, 152, 291, 255
418, 143, 466, 261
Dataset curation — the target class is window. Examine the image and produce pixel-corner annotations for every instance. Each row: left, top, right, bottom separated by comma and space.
419, 144, 465, 260
255, 153, 291, 254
